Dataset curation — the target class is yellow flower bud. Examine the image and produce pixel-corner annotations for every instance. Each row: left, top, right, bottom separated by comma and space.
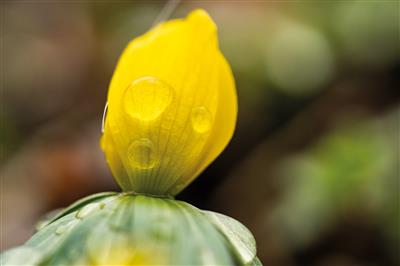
101, 9, 237, 195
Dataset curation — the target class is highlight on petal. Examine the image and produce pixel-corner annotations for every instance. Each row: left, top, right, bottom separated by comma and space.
0, 246, 43, 266
87, 222, 166, 265
101, 9, 237, 195
203, 210, 257, 265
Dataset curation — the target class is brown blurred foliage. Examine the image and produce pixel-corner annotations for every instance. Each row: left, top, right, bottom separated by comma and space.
1, 1, 399, 265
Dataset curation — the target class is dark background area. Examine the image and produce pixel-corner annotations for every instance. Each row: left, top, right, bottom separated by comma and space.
1, 1, 399, 265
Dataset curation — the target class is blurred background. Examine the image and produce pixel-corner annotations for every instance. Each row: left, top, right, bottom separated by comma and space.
1, 1, 399, 265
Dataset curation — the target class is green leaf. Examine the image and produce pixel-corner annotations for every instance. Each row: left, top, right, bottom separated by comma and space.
8, 194, 248, 265
39, 212, 107, 265
35, 209, 63, 231
173, 201, 235, 265
0, 246, 43, 265
203, 210, 257, 265
44, 192, 117, 226
248, 257, 263, 266
27, 195, 119, 256
27, 212, 81, 255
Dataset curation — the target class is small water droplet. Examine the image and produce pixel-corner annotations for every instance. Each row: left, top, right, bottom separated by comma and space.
55, 225, 66, 235
35, 220, 49, 231
55, 220, 78, 235
128, 138, 157, 169
124, 76, 173, 121
191, 106, 212, 133
76, 203, 100, 220
98, 196, 117, 210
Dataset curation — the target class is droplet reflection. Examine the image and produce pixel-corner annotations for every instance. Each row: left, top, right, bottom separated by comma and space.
191, 106, 212, 133
128, 138, 157, 169
124, 76, 173, 121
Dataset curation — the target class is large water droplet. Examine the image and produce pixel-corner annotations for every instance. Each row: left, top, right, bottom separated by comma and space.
191, 106, 212, 133
76, 203, 100, 220
124, 76, 173, 121
128, 138, 157, 169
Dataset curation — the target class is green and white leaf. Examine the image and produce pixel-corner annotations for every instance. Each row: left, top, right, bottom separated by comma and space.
45, 192, 117, 226
249, 256, 263, 266
2, 194, 260, 265
0, 246, 43, 266
203, 210, 257, 265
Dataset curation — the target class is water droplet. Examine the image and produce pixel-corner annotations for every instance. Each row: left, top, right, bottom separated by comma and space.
35, 220, 49, 231
124, 76, 173, 121
55, 225, 66, 235
128, 138, 157, 169
191, 106, 212, 133
98, 196, 118, 210
76, 203, 100, 220
55, 220, 78, 235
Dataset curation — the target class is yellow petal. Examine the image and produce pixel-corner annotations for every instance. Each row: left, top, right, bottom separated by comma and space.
91, 241, 165, 266
101, 9, 237, 195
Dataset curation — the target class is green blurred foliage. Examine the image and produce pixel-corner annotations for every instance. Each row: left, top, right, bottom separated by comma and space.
272, 113, 398, 247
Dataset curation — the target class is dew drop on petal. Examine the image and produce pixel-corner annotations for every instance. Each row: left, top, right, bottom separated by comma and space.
124, 76, 173, 121
55, 225, 66, 235
191, 106, 213, 133
76, 203, 100, 220
55, 220, 79, 235
35, 220, 49, 231
98, 196, 117, 210
128, 138, 157, 169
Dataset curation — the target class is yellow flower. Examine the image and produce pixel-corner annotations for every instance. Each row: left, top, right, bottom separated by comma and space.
101, 9, 237, 196
90, 243, 165, 266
